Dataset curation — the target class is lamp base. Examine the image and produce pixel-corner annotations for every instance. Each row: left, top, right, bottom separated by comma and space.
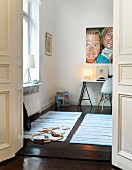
85, 76, 90, 80
24, 68, 32, 83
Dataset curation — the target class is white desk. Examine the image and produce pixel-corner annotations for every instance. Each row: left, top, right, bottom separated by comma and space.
78, 80, 104, 106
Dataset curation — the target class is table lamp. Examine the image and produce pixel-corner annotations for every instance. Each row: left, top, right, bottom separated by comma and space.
24, 55, 35, 83
84, 68, 93, 80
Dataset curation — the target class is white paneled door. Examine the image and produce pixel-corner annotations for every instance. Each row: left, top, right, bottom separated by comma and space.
0, 0, 23, 162
112, 0, 132, 169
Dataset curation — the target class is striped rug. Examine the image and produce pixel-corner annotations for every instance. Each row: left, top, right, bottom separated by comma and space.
70, 114, 112, 146
24, 111, 82, 141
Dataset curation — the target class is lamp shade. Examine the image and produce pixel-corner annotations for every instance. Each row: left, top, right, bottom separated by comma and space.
27, 55, 35, 68
84, 68, 93, 76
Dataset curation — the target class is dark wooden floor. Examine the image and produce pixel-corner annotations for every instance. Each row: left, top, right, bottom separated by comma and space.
0, 105, 121, 170
0, 156, 120, 170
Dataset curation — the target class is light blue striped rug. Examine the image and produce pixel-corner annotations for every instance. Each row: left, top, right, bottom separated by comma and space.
24, 111, 81, 141
70, 114, 112, 146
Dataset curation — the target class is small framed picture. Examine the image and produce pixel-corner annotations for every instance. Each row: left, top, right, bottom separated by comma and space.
96, 66, 109, 80
45, 32, 52, 56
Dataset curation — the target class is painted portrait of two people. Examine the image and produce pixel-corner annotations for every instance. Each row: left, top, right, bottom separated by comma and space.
86, 27, 113, 64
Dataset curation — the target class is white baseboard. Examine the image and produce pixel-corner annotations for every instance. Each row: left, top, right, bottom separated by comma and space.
41, 101, 54, 112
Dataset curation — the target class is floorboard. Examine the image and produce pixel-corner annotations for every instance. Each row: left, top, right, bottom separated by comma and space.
0, 156, 121, 170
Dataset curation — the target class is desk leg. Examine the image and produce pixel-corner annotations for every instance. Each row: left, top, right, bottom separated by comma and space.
85, 83, 92, 107
78, 82, 93, 107
78, 82, 85, 105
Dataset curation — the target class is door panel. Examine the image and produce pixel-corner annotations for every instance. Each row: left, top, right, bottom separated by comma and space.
118, 94, 132, 159
112, 0, 132, 169
0, 0, 23, 162
0, 0, 10, 56
119, 0, 132, 54
0, 91, 10, 148
119, 63, 132, 85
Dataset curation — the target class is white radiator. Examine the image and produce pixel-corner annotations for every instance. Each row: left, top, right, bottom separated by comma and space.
23, 92, 41, 117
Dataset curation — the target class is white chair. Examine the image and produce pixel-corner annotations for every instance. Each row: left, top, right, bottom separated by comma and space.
98, 78, 113, 111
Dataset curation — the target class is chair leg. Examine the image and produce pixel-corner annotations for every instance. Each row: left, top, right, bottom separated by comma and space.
98, 94, 103, 107
109, 94, 112, 107
101, 95, 106, 111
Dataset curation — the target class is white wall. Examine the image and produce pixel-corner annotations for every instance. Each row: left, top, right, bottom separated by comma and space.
24, 0, 55, 116
39, 0, 55, 111
54, 0, 113, 105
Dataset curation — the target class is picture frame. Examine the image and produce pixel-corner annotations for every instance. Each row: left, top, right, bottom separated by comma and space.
45, 32, 52, 56
86, 27, 113, 64
96, 66, 109, 80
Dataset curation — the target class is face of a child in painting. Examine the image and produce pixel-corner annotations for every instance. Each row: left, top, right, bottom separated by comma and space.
86, 34, 101, 63
103, 27, 113, 49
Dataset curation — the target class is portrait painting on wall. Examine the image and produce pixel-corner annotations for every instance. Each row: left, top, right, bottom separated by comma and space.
86, 27, 113, 64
